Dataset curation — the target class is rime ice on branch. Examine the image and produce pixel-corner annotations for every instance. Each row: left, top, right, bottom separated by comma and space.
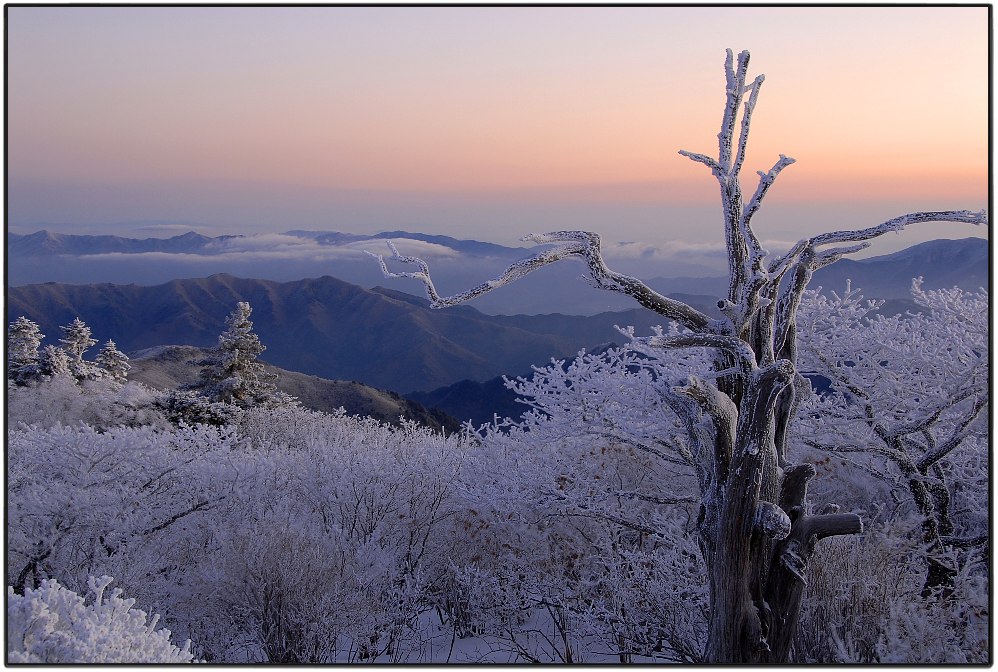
368, 48, 987, 663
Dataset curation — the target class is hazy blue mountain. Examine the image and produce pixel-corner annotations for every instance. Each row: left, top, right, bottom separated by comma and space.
644, 238, 987, 300
409, 375, 532, 428
9, 228, 529, 259
809, 237, 988, 297
7, 229, 245, 256
7, 274, 665, 393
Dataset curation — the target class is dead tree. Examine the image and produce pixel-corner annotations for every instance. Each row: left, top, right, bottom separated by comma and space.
369, 49, 987, 663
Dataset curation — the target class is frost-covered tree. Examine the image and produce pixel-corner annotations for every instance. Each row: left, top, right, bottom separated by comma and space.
57, 317, 101, 382
58, 317, 96, 361
371, 49, 987, 663
7, 316, 45, 385
795, 280, 988, 594
7, 576, 196, 663
188, 302, 292, 409
38, 344, 72, 379
95, 340, 131, 383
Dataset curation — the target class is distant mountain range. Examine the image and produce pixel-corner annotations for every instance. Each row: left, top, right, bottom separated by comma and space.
6, 236, 988, 421
7, 273, 675, 393
7, 228, 531, 259
127, 345, 461, 433
810, 237, 989, 297
7, 229, 244, 256
8, 231, 986, 314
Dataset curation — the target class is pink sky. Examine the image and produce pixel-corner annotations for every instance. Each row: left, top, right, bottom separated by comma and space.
6, 6, 989, 253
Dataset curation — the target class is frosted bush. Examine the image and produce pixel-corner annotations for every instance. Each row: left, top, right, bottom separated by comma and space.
7, 576, 195, 663
794, 526, 988, 663
7, 376, 169, 430
7, 422, 224, 604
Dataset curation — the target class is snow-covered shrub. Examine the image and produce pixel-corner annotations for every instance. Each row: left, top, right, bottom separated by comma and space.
7, 575, 195, 663
7, 375, 169, 430
167, 406, 465, 662
157, 388, 240, 426
7, 374, 88, 428
794, 524, 988, 663
6, 423, 223, 598
450, 396, 708, 662
796, 282, 988, 593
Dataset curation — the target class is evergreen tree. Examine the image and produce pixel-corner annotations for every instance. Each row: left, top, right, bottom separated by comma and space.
190, 302, 287, 408
38, 344, 72, 379
59, 318, 97, 361
96, 340, 131, 384
58, 317, 100, 381
7, 317, 45, 385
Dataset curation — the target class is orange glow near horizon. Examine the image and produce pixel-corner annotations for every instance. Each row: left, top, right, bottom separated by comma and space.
6, 6, 988, 235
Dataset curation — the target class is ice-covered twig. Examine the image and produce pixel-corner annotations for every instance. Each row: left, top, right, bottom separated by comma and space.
916, 393, 987, 473
732, 73, 766, 178
678, 150, 722, 176
742, 155, 796, 235
718, 49, 751, 172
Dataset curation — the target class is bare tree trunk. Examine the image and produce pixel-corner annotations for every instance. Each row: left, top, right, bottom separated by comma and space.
699, 369, 862, 663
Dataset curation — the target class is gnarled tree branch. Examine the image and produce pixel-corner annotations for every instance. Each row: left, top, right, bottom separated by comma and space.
368, 232, 713, 332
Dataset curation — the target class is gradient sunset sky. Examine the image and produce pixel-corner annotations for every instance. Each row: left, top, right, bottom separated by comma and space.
6, 5, 989, 255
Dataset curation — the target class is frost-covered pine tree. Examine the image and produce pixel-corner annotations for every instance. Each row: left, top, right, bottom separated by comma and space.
59, 317, 97, 361
58, 317, 100, 382
370, 49, 987, 663
96, 340, 131, 384
38, 344, 72, 379
8, 316, 45, 385
189, 302, 289, 409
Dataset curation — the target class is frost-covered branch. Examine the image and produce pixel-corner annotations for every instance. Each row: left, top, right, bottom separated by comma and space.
630, 331, 757, 377
741, 155, 795, 233
771, 210, 988, 276
369, 233, 712, 332
678, 49, 800, 336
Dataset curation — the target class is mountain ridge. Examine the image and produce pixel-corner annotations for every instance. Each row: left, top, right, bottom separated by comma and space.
7, 273, 665, 393
644, 237, 987, 299
9, 232, 985, 313
7, 238, 987, 394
